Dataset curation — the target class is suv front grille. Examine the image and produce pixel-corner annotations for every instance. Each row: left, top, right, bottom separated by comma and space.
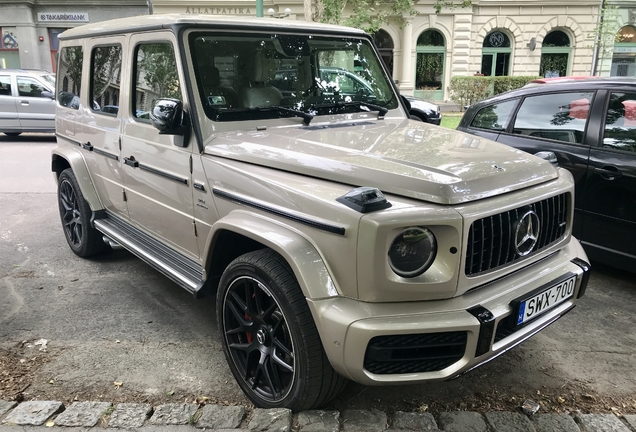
465, 193, 569, 276
364, 332, 467, 375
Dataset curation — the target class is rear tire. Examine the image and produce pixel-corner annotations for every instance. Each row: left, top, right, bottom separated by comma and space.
57, 168, 109, 257
217, 249, 347, 411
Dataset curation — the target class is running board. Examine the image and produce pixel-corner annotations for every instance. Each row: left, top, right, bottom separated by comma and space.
94, 214, 207, 298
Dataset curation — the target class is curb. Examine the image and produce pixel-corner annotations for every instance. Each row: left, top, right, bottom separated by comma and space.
2, 400, 636, 431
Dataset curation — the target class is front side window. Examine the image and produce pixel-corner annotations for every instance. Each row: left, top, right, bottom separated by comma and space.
603, 92, 636, 152
91, 45, 122, 115
133, 43, 181, 121
57, 46, 83, 109
190, 32, 398, 122
512, 92, 594, 144
17, 77, 48, 97
470, 99, 518, 131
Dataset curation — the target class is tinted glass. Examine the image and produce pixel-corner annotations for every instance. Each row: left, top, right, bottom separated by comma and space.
17, 77, 47, 97
133, 43, 181, 121
470, 100, 517, 131
512, 92, 594, 144
0, 75, 11, 96
91, 45, 122, 115
603, 92, 636, 152
57, 46, 83, 109
189, 32, 398, 122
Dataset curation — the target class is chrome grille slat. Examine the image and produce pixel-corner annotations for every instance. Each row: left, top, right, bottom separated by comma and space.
465, 193, 569, 276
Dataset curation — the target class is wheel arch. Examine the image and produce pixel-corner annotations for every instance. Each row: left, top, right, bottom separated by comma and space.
203, 212, 340, 301
52, 147, 103, 212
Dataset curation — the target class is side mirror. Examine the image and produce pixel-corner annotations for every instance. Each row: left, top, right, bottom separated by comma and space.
41, 90, 55, 99
150, 98, 189, 138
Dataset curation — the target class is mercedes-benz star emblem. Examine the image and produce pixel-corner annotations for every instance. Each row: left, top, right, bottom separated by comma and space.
514, 210, 540, 256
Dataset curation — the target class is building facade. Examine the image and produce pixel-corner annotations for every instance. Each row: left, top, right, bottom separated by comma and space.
1, 0, 634, 101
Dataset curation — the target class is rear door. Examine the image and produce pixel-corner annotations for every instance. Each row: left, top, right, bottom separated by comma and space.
120, 34, 199, 259
0, 74, 19, 130
15, 75, 56, 131
581, 89, 636, 265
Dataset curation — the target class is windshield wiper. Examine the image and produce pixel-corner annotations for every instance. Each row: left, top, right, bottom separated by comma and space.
318, 101, 389, 118
277, 107, 314, 125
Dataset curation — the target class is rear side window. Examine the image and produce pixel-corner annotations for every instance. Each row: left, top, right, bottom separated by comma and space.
603, 92, 636, 153
133, 42, 181, 121
90, 45, 122, 115
512, 92, 594, 144
470, 100, 517, 131
57, 46, 83, 109
0, 75, 11, 96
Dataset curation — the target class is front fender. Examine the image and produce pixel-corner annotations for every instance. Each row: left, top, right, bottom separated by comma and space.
206, 210, 340, 300
52, 145, 103, 212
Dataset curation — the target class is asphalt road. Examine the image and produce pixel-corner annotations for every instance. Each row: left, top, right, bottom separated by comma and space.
1, 133, 635, 413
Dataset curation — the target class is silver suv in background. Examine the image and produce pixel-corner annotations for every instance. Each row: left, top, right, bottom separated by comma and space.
0, 69, 56, 137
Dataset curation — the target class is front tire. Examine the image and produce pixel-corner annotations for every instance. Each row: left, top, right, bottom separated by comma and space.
57, 168, 108, 257
217, 249, 347, 411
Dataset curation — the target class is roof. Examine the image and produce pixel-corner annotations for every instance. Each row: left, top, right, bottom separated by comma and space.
58, 13, 367, 40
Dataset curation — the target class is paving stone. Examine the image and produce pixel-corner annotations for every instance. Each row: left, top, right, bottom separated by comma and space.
108, 402, 153, 428
54, 401, 112, 427
341, 409, 387, 432
298, 410, 340, 432
575, 414, 632, 432
1, 400, 63, 426
248, 408, 292, 432
0, 402, 17, 420
624, 415, 636, 430
484, 411, 536, 432
148, 403, 199, 425
530, 413, 579, 432
197, 404, 245, 429
437, 411, 488, 432
393, 411, 438, 430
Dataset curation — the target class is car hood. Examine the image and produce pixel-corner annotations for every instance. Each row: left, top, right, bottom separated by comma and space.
203, 118, 557, 205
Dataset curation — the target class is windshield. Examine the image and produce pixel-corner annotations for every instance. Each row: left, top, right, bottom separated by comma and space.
189, 32, 398, 122
40, 74, 56, 87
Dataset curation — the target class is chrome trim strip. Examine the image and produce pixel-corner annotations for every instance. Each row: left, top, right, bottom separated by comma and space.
93, 148, 119, 161
213, 188, 346, 236
139, 163, 188, 185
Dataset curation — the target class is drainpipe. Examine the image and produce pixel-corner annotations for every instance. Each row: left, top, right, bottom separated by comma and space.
147, 0, 153, 15
591, 0, 605, 76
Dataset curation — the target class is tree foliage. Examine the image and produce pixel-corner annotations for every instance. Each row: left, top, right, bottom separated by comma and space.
318, 0, 471, 33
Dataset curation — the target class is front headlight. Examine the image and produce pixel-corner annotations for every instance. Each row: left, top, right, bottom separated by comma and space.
388, 227, 437, 278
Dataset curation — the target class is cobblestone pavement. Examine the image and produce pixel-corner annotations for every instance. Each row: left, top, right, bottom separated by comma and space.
2, 400, 636, 431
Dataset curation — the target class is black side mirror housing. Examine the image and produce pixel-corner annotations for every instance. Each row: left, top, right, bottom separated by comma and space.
150, 98, 189, 141
41, 90, 55, 99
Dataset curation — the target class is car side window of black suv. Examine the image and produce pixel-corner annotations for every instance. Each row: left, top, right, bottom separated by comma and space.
603, 92, 636, 153
470, 99, 517, 131
512, 92, 594, 144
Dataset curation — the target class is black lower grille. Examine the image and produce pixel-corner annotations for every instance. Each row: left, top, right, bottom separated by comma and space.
364, 332, 467, 375
465, 193, 569, 276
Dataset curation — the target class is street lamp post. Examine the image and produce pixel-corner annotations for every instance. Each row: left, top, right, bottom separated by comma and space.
256, 0, 263, 17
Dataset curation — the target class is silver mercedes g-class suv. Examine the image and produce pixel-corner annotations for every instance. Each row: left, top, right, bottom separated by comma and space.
52, 14, 590, 411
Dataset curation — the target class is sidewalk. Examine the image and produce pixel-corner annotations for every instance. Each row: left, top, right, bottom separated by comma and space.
2, 400, 636, 431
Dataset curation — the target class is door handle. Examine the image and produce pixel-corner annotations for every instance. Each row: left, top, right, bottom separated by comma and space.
124, 156, 139, 168
81, 142, 93, 151
594, 166, 622, 180
20, 101, 30, 106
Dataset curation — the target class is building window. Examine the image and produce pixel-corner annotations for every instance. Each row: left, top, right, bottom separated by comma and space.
611, 25, 636, 78
373, 30, 394, 76
481, 30, 511, 76
415, 29, 445, 100
540, 30, 571, 78
0, 27, 20, 69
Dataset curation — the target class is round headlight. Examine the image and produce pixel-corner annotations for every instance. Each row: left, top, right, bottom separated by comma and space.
388, 227, 437, 278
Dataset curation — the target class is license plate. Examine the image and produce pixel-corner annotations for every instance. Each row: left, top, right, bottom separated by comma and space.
516, 275, 577, 325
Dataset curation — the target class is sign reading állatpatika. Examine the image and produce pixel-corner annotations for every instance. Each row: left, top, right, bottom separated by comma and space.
38, 13, 89, 22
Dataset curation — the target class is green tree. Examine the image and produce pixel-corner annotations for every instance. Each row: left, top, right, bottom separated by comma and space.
588, 5, 621, 75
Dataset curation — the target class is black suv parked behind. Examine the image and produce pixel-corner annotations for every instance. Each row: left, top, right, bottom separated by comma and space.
458, 77, 636, 271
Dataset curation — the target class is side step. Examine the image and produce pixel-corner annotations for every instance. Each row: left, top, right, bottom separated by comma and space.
94, 213, 206, 297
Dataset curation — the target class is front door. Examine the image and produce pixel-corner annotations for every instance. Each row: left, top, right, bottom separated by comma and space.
120, 35, 199, 259
15, 75, 56, 131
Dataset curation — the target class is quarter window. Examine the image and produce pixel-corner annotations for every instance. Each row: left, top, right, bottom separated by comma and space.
133, 43, 181, 121
470, 100, 517, 131
57, 46, 83, 109
603, 92, 636, 152
512, 92, 594, 144
90, 45, 122, 115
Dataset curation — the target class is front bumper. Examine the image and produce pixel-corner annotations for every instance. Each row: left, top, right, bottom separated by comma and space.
307, 239, 589, 385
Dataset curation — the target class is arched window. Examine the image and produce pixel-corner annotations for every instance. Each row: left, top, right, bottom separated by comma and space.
540, 30, 571, 78
373, 30, 394, 76
415, 29, 445, 100
481, 30, 511, 76
611, 25, 636, 77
